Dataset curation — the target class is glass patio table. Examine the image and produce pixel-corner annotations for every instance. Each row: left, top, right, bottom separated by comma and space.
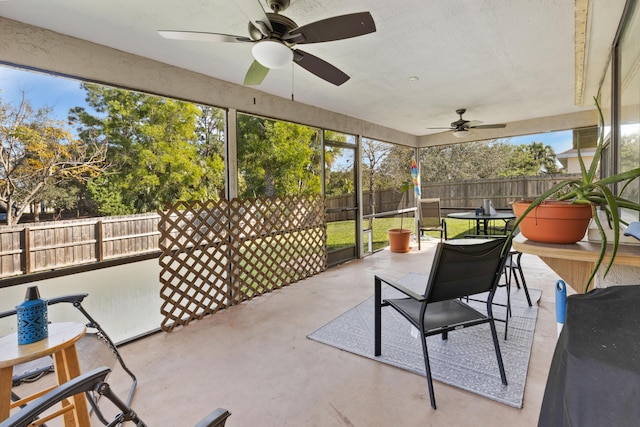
447, 211, 515, 236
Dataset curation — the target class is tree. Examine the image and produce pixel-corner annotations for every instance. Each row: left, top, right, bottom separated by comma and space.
503, 141, 561, 176
72, 84, 224, 214
195, 106, 226, 200
420, 140, 512, 182
361, 138, 392, 227
237, 115, 321, 198
420, 140, 560, 182
0, 94, 107, 225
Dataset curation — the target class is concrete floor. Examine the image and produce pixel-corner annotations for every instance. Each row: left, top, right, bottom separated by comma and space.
105, 239, 565, 427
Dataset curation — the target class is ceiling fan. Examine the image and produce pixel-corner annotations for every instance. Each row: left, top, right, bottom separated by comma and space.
428, 109, 507, 137
158, 0, 376, 86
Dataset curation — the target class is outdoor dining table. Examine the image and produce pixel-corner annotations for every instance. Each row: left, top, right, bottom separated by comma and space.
447, 211, 515, 236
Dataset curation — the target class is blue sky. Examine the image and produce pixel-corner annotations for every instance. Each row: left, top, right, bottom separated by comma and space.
0, 66, 90, 121
0, 65, 574, 154
506, 131, 573, 154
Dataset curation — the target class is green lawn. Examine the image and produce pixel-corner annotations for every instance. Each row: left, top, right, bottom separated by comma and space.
327, 217, 476, 252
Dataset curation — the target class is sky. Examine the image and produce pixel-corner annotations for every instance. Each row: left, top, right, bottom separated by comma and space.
0, 65, 574, 154
0, 65, 90, 120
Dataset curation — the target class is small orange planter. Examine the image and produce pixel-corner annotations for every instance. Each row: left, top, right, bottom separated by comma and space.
388, 228, 411, 253
513, 200, 593, 244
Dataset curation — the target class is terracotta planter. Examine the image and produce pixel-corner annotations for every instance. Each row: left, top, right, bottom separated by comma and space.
388, 228, 411, 253
513, 200, 593, 244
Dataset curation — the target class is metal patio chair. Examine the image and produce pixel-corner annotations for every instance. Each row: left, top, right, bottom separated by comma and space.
417, 198, 447, 250
0, 293, 137, 413
374, 238, 510, 409
0, 366, 231, 427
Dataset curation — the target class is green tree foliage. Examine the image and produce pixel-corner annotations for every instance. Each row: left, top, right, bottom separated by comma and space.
620, 131, 639, 206
421, 140, 561, 183
421, 140, 512, 181
71, 84, 225, 214
0, 94, 107, 225
502, 141, 561, 176
237, 114, 321, 198
361, 139, 414, 228
323, 131, 350, 197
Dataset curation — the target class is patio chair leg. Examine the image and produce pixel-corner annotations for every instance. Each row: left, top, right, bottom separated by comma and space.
489, 319, 508, 386
420, 336, 437, 409
513, 266, 533, 307
374, 277, 382, 356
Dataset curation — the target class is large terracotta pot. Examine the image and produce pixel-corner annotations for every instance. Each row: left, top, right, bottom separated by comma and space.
388, 228, 411, 253
513, 200, 593, 244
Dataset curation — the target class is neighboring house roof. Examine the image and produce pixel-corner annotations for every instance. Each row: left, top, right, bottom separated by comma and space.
556, 148, 598, 159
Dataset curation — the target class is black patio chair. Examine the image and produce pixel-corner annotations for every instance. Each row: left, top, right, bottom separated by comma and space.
0, 366, 231, 427
499, 223, 533, 338
417, 198, 447, 250
0, 293, 137, 410
374, 238, 510, 409
463, 231, 532, 340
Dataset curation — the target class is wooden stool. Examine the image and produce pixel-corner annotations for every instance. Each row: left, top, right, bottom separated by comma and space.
0, 322, 91, 426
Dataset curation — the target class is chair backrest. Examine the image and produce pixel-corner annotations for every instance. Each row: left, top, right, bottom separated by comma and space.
419, 198, 442, 227
424, 238, 510, 303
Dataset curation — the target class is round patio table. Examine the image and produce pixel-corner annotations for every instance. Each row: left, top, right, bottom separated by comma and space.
447, 211, 515, 236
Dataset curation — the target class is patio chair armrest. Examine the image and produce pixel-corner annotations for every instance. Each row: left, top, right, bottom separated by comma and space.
375, 274, 425, 301
47, 293, 89, 306
194, 408, 232, 427
0, 294, 90, 320
0, 367, 111, 427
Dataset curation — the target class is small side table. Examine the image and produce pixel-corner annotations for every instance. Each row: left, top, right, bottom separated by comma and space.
0, 322, 91, 426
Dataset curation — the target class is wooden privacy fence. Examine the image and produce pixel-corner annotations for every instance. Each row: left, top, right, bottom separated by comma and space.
0, 213, 160, 279
326, 174, 579, 221
422, 174, 581, 209
158, 195, 327, 332
0, 175, 576, 279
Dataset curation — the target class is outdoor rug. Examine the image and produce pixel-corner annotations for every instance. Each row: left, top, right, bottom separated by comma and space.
307, 272, 541, 408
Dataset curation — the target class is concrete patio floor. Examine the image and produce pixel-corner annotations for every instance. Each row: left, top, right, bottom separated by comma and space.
107, 238, 566, 426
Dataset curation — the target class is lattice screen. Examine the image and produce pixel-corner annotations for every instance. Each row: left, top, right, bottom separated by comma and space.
158, 196, 327, 331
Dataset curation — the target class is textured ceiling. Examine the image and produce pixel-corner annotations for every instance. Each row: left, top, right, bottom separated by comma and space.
0, 0, 626, 136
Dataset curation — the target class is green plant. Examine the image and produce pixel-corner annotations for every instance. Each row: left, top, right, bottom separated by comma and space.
506, 97, 640, 292
397, 179, 413, 231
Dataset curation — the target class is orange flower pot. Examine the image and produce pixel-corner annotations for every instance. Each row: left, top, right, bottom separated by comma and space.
388, 228, 411, 253
513, 200, 593, 244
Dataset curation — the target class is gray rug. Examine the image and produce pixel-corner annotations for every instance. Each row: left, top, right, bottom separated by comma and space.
307, 272, 541, 408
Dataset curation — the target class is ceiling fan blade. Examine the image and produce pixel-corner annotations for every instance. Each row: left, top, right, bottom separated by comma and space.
244, 60, 270, 85
465, 120, 483, 127
293, 50, 349, 86
234, 0, 273, 35
426, 127, 455, 130
469, 124, 507, 129
284, 12, 376, 44
158, 30, 251, 43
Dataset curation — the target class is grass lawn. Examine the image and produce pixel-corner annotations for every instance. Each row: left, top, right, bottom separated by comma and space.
327, 217, 477, 252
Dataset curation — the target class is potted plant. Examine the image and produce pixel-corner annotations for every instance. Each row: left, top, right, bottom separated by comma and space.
507, 97, 640, 292
388, 179, 413, 253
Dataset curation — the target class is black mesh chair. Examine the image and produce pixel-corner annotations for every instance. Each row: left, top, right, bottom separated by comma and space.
374, 238, 510, 409
465, 232, 532, 340
504, 251, 532, 307
417, 198, 447, 250
0, 366, 231, 427
0, 293, 137, 410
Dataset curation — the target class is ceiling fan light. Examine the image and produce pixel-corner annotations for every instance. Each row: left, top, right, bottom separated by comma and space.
252, 40, 293, 69
452, 130, 468, 138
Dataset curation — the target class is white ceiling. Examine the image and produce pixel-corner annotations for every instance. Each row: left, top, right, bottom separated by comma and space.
0, 0, 626, 137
